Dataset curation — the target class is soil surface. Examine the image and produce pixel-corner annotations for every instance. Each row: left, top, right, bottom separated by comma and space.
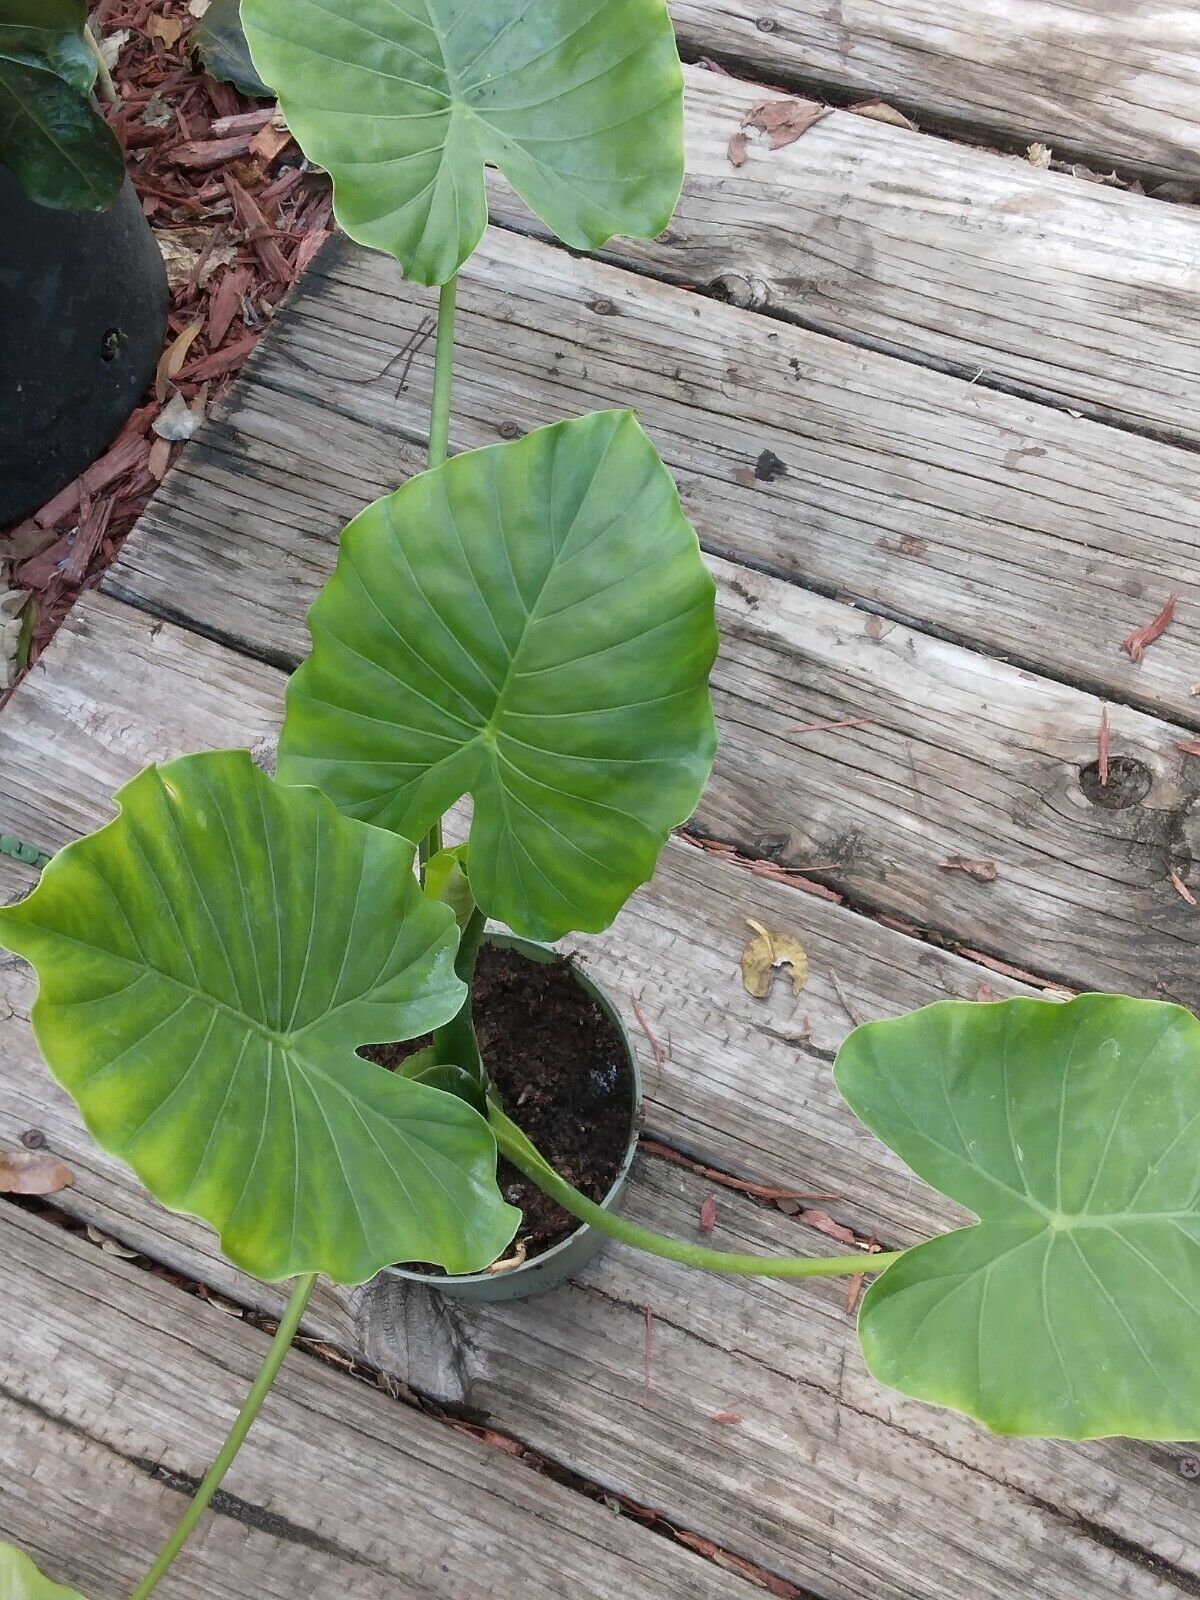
363, 944, 635, 1265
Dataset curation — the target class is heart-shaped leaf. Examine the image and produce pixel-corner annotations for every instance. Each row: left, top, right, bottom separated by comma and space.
0, 751, 519, 1283
0, 56, 123, 211
278, 411, 718, 942
240, 0, 684, 284
0, 1543, 86, 1600
0, 0, 95, 95
836, 993, 1200, 1439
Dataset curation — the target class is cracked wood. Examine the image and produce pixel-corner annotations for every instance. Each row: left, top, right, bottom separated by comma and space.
487, 64, 1200, 444
108, 229, 1200, 727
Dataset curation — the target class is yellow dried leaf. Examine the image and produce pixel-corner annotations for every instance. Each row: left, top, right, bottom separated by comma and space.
740, 918, 808, 999
155, 318, 204, 402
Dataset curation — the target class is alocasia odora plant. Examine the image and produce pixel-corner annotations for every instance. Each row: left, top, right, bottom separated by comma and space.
3, 2, 1200, 1595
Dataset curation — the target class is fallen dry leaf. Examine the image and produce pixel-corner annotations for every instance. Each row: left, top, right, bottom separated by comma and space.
939, 855, 998, 881
147, 437, 173, 481
152, 391, 203, 442
711, 1411, 742, 1425
849, 99, 918, 131
155, 317, 205, 402
743, 97, 830, 150
1026, 142, 1052, 167
147, 15, 184, 46
99, 27, 131, 70
698, 1194, 718, 1233
741, 918, 808, 998
0, 1149, 73, 1195
86, 1224, 139, 1258
1177, 739, 1200, 759
1121, 593, 1177, 663
727, 130, 748, 167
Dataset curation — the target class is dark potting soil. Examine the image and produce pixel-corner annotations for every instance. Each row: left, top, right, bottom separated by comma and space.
362, 944, 634, 1266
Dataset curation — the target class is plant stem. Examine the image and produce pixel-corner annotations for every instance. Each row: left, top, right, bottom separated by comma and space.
489, 1103, 903, 1281
427, 275, 457, 471
84, 23, 118, 105
432, 905, 487, 1088
417, 274, 458, 871
128, 1274, 317, 1600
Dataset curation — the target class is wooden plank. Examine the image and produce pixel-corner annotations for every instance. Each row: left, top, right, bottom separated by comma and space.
94, 237, 1200, 998
108, 229, 1200, 727
667, 0, 1200, 183
2, 600, 1198, 1598
488, 63, 1200, 443
0, 1203, 752, 1600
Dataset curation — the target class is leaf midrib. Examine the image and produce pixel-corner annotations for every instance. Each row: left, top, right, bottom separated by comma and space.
12, 915, 394, 1049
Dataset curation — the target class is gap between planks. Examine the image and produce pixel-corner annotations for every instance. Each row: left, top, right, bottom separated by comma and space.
109, 227, 1200, 730
93, 233, 1200, 1006
0, 1201, 760, 1600
667, 1, 1200, 188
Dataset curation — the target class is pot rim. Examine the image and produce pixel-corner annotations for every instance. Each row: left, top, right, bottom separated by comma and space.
387, 930, 642, 1289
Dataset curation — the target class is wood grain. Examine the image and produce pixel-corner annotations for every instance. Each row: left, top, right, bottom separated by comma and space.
488, 64, 1200, 443
109, 230, 1200, 727
96, 230, 1200, 997
667, 0, 1200, 182
3, 598, 1198, 1597
0, 1203, 751, 1600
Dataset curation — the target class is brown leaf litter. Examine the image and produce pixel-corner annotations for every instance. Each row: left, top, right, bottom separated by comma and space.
0, 1150, 74, 1195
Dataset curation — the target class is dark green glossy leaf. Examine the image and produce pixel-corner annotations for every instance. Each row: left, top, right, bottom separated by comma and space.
836, 993, 1200, 1439
240, 0, 684, 284
0, 750, 518, 1283
193, 0, 272, 97
0, 56, 122, 210
278, 411, 718, 942
0, 0, 95, 94
0, 1543, 86, 1599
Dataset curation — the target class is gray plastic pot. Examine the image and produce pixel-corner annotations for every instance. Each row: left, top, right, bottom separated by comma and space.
0, 170, 168, 524
386, 933, 641, 1304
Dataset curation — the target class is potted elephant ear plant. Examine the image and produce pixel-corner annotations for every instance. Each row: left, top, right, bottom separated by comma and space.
238, 0, 704, 1297
0, 0, 167, 522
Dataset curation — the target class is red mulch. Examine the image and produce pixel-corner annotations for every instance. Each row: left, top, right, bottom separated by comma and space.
0, 0, 331, 690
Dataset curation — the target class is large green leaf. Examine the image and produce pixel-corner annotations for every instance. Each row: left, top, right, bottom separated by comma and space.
278, 411, 718, 942
0, 0, 95, 95
0, 751, 518, 1283
0, 56, 122, 211
0, 1544, 86, 1600
239, 0, 684, 284
836, 993, 1200, 1439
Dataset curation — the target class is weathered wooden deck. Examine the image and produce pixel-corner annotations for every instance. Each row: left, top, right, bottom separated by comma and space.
4, 6, 1200, 1596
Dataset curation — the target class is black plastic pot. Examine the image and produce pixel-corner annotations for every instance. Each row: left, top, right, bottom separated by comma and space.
0, 169, 168, 525
388, 935, 642, 1303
